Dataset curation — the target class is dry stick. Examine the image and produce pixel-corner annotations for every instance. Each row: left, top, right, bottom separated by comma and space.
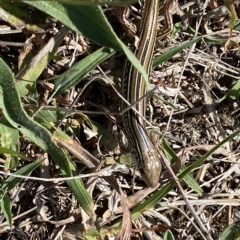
0, 172, 31, 224
0, 206, 37, 229
18, 55, 131, 237
57, 139, 132, 240
164, 0, 213, 238
92, 12, 215, 236
173, 206, 204, 236
29, 26, 70, 118
56, 76, 99, 129
55, 69, 111, 130
33, 29, 80, 120
0, 169, 113, 182
159, 151, 209, 240
0, 40, 31, 47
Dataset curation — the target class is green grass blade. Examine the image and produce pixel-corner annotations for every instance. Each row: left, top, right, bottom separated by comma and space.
162, 138, 203, 194
153, 36, 202, 67
0, 157, 42, 231
219, 79, 240, 102
0, 146, 35, 161
163, 230, 175, 240
54, 47, 115, 96
15, 27, 68, 96
2, 159, 43, 191
1, 194, 12, 229
131, 128, 240, 219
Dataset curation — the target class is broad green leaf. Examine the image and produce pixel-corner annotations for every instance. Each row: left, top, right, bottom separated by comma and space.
219, 221, 240, 240
24, 1, 122, 49
92, 121, 117, 151
0, 58, 96, 221
0, 146, 32, 161
163, 230, 175, 240
119, 153, 134, 166
170, 22, 183, 39
33, 108, 65, 123
0, 2, 47, 33
24, 1, 149, 88
85, 229, 101, 239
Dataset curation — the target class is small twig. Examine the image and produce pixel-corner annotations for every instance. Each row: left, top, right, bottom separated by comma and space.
0, 40, 31, 47
159, 151, 213, 240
